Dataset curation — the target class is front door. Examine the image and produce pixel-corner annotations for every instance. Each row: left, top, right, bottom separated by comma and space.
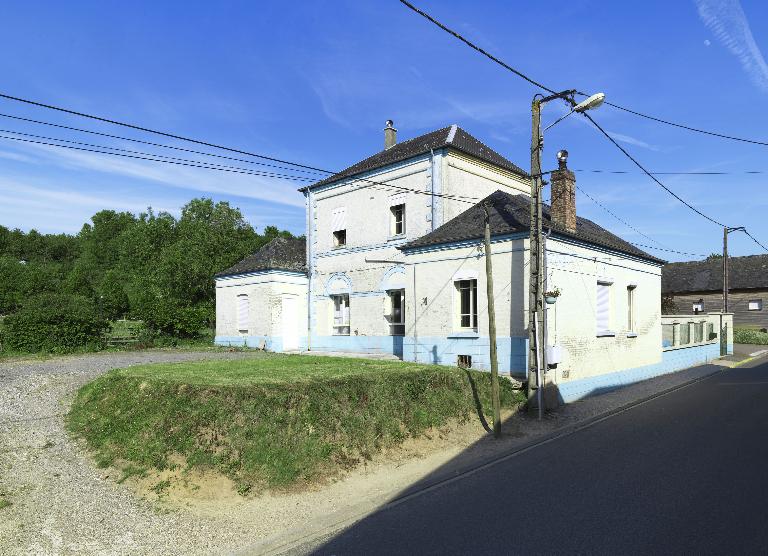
281, 295, 299, 351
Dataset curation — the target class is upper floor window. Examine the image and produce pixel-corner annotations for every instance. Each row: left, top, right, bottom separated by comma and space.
391, 204, 405, 236
333, 230, 346, 247
456, 279, 478, 330
331, 207, 347, 248
749, 299, 763, 311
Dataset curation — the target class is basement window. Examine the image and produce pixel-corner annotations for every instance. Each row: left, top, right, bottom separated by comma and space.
457, 355, 472, 369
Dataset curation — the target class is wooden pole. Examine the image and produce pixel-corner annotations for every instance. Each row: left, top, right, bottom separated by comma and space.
528, 98, 542, 408
483, 203, 501, 438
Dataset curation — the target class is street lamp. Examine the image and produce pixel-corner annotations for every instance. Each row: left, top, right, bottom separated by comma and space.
528, 90, 605, 418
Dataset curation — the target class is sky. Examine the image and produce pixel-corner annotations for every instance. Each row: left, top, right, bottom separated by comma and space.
0, 0, 767, 261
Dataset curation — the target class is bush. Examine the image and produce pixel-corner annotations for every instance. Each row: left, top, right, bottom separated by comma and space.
1, 294, 108, 353
733, 327, 768, 345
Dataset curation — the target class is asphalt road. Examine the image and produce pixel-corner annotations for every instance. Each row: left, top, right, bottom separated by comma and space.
304, 360, 768, 555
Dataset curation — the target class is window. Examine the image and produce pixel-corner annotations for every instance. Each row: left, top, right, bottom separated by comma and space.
236, 294, 249, 333
749, 299, 763, 311
390, 204, 405, 236
457, 355, 472, 368
456, 279, 478, 329
388, 289, 405, 335
331, 294, 350, 335
692, 300, 704, 313
596, 281, 612, 336
627, 285, 636, 333
331, 207, 347, 248
333, 229, 346, 247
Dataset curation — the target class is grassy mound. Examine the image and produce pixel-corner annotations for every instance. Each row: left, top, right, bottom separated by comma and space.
67, 354, 523, 492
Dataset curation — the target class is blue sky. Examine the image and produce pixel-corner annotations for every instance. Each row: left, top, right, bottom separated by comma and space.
0, 0, 767, 261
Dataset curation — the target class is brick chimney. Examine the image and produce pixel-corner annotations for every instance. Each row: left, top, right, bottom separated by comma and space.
550, 149, 577, 233
384, 120, 397, 149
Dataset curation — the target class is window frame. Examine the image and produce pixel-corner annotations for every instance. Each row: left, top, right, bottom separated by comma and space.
333, 229, 347, 248
596, 280, 614, 337
388, 289, 405, 336
331, 294, 350, 335
456, 279, 478, 331
236, 293, 249, 334
627, 285, 637, 334
390, 203, 405, 236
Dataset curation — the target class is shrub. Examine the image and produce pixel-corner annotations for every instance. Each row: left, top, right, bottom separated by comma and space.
1, 293, 108, 353
733, 327, 768, 345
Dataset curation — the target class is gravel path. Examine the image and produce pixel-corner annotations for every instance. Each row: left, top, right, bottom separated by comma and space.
0, 350, 265, 556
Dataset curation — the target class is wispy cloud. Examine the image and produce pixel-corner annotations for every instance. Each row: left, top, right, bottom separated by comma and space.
1, 140, 306, 208
696, 0, 768, 92
605, 130, 659, 151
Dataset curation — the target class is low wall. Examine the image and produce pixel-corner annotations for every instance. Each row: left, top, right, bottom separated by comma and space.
556, 312, 733, 403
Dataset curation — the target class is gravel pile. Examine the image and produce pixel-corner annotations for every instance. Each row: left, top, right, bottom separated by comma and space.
0, 350, 263, 556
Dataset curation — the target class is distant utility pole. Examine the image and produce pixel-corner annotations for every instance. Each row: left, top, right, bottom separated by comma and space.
723, 226, 745, 312
483, 202, 501, 438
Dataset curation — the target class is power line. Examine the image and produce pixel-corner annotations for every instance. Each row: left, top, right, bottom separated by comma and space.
0, 92, 329, 174
0, 133, 317, 182
398, 0, 768, 149
604, 102, 768, 148
743, 229, 768, 253
0, 112, 326, 176
0, 128, 322, 178
579, 112, 727, 227
0, 95, 483, 205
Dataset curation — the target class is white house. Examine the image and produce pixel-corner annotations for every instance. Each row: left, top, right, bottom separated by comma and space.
216, 122, 730, 402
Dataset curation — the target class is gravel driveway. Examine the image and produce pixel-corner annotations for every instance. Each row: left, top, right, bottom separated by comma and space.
0, 350, 264, 556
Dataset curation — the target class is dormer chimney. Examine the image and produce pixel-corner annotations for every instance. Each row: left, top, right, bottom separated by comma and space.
550, 149, 577, 234
384, 120, 397, 149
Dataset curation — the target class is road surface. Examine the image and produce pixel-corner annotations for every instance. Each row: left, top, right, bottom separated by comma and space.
303, 360, 768, 555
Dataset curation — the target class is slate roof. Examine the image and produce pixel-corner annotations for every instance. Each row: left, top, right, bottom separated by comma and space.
216, 237, 306, 277
399, 190, 664, 264
301, 125, 528, 190
662, 254, 768, 294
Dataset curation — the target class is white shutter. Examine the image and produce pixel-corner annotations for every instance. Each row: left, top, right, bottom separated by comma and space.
596, 283, 610, 333
237, 294, 249, 333
331, 207, 347, 232
389, 193, 406, 207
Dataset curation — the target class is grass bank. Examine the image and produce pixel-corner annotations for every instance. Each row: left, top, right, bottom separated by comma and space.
67, 353, 523, 493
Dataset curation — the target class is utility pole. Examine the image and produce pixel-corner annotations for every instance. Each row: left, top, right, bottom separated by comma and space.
723, 226, 745, 312
528, 98, 543, 408
483, 202, 502, 438
528, 89, 605, 415
723, 226, 728, 313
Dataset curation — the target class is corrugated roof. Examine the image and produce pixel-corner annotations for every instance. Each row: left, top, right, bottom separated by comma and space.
301, 125, 528, 190
662, 254, 768, 294
215, 237, 306, 277
399, 190, 664, 264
